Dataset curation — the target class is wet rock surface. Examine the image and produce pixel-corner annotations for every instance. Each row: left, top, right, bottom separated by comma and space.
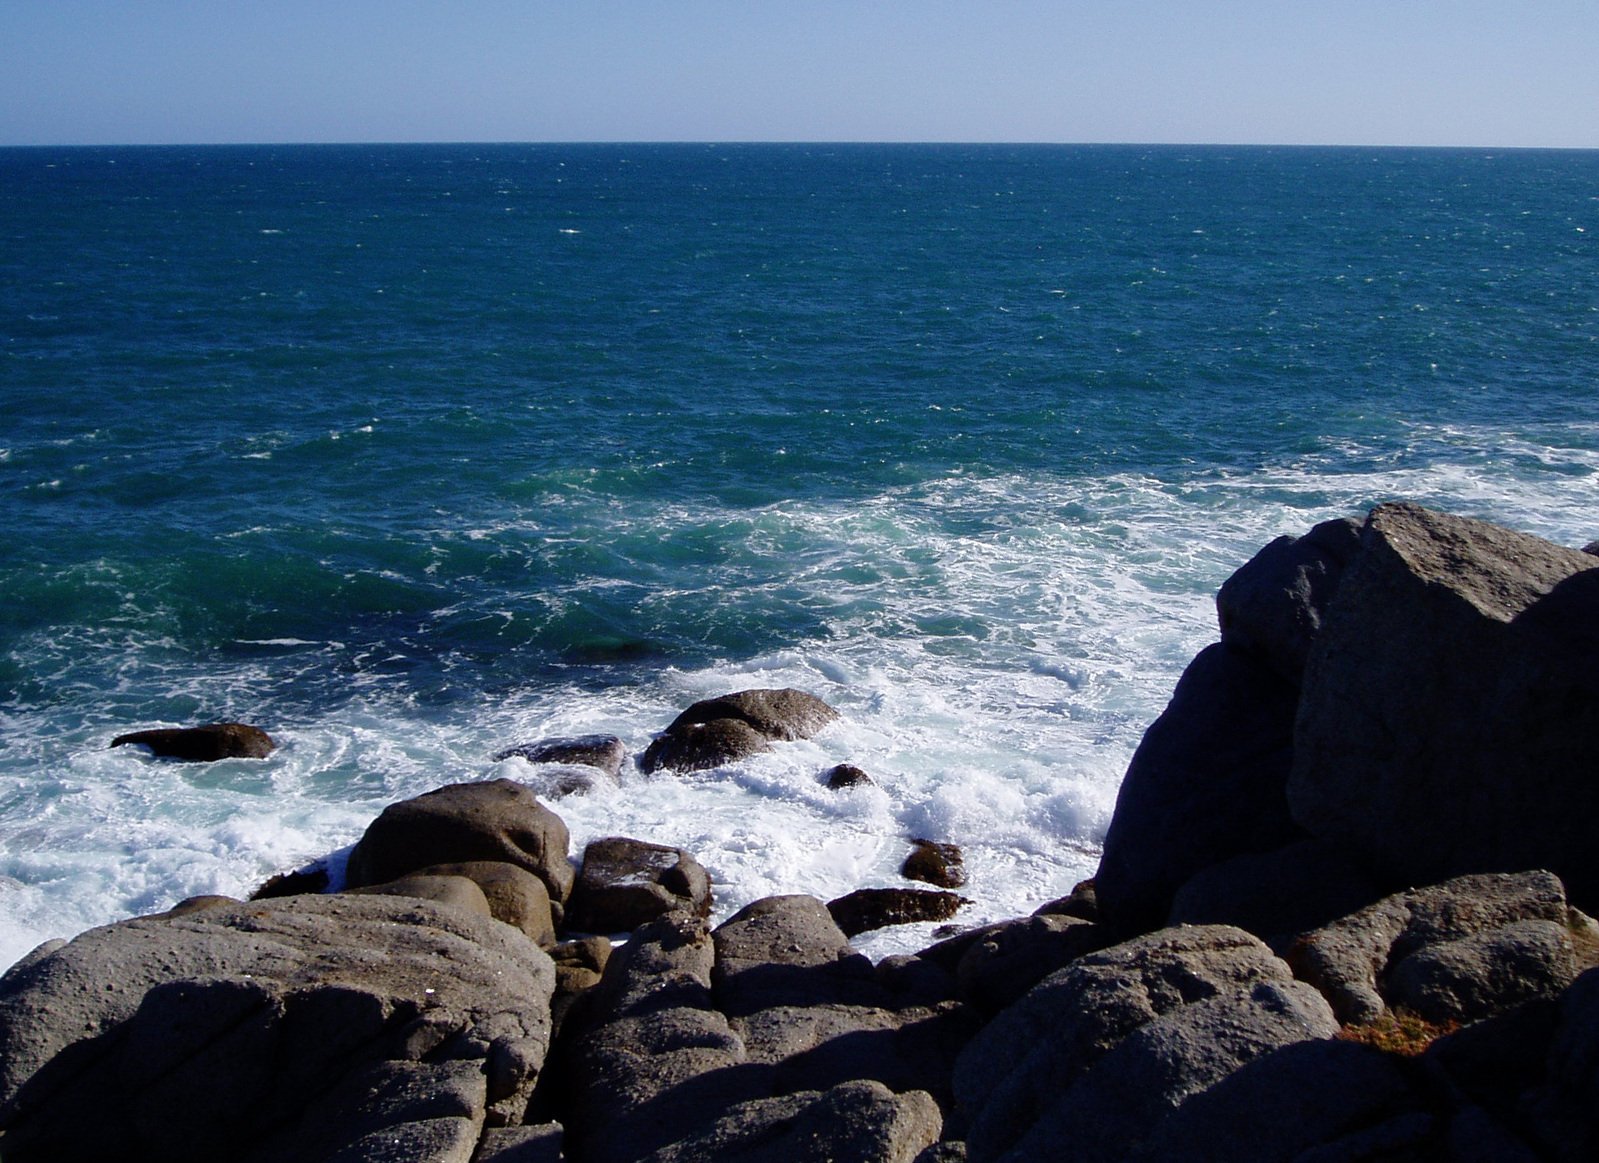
111, 721, 276, 761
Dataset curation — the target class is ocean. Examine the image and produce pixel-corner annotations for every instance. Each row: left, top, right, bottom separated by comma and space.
3, 142, 1597, 968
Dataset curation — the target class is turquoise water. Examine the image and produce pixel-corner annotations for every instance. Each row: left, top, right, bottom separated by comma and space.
4, 143, 1598, 965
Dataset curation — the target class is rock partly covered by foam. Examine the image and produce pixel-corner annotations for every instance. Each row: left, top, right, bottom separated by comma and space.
493, 733, 628, 777
640, 688, 839, 774
111, 721, 276, 761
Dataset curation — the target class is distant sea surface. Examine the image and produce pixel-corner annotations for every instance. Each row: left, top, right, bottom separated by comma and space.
4, 143, 1597, 967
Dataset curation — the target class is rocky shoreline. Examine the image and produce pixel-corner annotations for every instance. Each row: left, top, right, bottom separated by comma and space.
4, 500, 1599, 1161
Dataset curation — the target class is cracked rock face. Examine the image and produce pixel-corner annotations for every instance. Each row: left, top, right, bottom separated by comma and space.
1289, 503, 1599, 905
0, 893, 555, 1163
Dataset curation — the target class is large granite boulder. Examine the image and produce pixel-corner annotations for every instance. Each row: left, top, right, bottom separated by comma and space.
111, 721, 275, 761
343, 871, 495, 921
711, 896, 973, 1107
954, 924, 1337, 1163
1289, 503, 1599, 907
566, 837, 712, 933
344, 780, 575, 918
1215, 516, 1363, 683
0, 894, 555, 1163
1094, 642, 1303, 937
641, 689, 838, 774
1286, 869, 1585, 1026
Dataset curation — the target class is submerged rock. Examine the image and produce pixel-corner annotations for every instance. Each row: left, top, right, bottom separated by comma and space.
493, 733, 628, 778
663, 688, 840, 742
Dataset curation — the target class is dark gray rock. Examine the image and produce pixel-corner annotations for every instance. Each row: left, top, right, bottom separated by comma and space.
904, 840, 966, 889
493, 733, 627, 777
1286, 870, 1578, 1025
664, 689, 840, 742
1167, 838, 1385, 950
712, 895, 883, 1016
1288, 503, 1599, 907
827, 888, 970, 938
0, 894, 554, 1163
1125, 1038, 1420, 1162
1000, 979, 1338, 1162
111, 721, 275, 761
567, 837, 712, 934
474, 1122, 564, 1163
1517, 967, 1599, 1160
1095, 642, 1303, 937
1215, 516, 1363, 683
1288, 1111, 1440, 1163
640, 718, 774, 774
639, 1079, 941, 1163
1388, 918, 1578, 1026
954, 924, 1312, 1162
951, 914, 1108, 1016
564, 912, 764, 1163
731, 1001, 975, 1106
250, 864, 331, 899
343, 779, 575, 918
1421, 998, 1562, 1158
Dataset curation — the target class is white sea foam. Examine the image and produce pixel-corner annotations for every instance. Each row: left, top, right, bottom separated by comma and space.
3, 441, 1598, 969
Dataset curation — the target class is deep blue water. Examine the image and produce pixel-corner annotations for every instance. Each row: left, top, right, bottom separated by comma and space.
3, 143, 1597, 965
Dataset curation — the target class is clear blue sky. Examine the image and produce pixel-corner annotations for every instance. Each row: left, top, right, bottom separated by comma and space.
4, 1, 1596, 148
